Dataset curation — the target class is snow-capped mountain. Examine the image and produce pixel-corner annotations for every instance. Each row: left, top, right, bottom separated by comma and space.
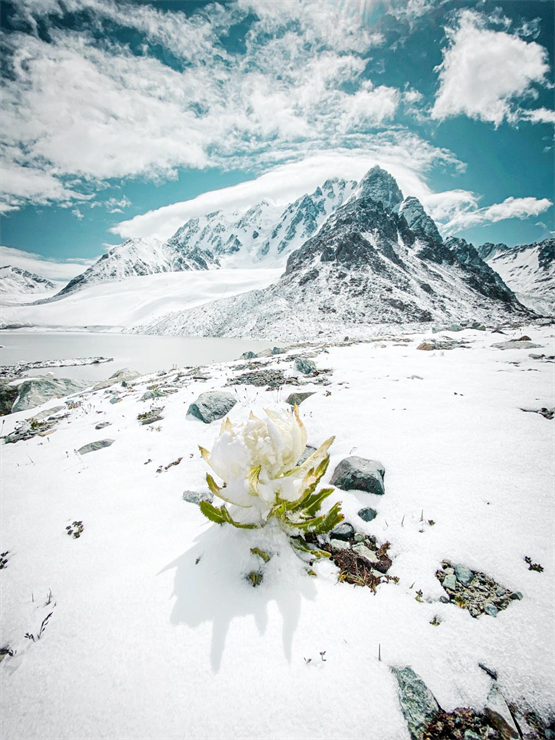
56, 237, 219, 297
0, 265, 56, 294
166, 178, 356, 266
54, 179, 356, 297
136, 166, 527, 339
477, 239, 554, 316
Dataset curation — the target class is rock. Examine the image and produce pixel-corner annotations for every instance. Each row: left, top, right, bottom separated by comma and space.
517, 335, 531, 341
448, 323, 463, 332
443, 574, 457, 590
471, 323, 486, 331
330, 538, 351, 550
139, 413, 163, 425
271, 347, 286, 355
330, 523, 354, 541
0, 381, 19, 415
297, 445, 317, 465
484, 686, 519, 740
391, 667, 440, 740
77, 439, 115, 455
464, 731, 482, 740
492, 340, 542, 350
95, 421, 111, 430
187, 391, 237, 423
484, 604, 498, 617
354, 533, 365, 542
509, 591, 523, 600
478, 663, 498, 680
443, 567, 454, 575
358, 506, 377, 522
439, 595, 450, 604
295, 357, 317, 375
454, 564, 474, 586
183, 490, 214, 505
92, 368, 140, 391
31, 405, 65, 420
286, 392, 315, 407
140, 390, 165, 401
240, 351, 256, 360
330, 456, 385, 495
109, 397, 121, 404
545, 730, 555, 740
12, 376, 90, 413
352, 543, 379, 563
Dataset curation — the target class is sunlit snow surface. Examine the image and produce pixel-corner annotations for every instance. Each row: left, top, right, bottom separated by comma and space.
1, 325, 554, 739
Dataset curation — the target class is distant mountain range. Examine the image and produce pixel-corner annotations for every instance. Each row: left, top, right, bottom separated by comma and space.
0, 265, 56, 295
5, 166, 552, 336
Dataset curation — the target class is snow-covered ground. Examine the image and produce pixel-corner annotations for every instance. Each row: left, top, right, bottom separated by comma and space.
1, 324, 554, 739
0, 269, 282, 330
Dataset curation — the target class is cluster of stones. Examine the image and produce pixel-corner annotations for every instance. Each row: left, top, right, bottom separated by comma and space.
436, 561, 522, 618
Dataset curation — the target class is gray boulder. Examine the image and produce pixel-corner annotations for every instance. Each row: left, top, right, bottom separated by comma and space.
295, 358, 317, 375
286, 392, 315, 406
240, 351, 256, 360
330, 456, 385, 495
77, 439, 114, 455
0, 381, 19, 415
492, 340, 542, 350
392, 667, 440, 740
187, 391, 237, 424
454, 564, 474, 586
271, 347, 286, 355
92, 368, 141, 391
12, 376, 90, 413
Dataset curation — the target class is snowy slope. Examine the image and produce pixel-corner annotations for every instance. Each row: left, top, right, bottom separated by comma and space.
0, 265, 56, 295
138, 167, 526, 340
0, 269, 282, 330
478, 239, 554, 316
56, 237, 219, 297
1, 325, 553, 739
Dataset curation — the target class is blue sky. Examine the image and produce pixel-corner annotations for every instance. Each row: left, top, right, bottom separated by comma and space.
0, 0, 553, 279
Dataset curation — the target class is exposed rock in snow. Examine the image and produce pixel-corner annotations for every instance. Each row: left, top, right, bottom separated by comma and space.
330, 455, 386, 496
55, 237, 219, 297
478, 239, 554, 316
12, 376, 91, 413
0, 265, 56, 295
391, 667, 440, 740
77, 439, 115, 455
187, 390, 237, 423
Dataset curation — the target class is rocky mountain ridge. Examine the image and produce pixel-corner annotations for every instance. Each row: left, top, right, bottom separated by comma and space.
0, 265, 56, 295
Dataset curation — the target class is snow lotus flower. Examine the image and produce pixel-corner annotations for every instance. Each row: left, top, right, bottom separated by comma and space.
198, 407, 343, 533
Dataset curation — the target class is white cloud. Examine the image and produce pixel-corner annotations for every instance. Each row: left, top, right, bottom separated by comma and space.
0, 245, 96, 282
0, 0, 397, 213
440, 195, 552, 235
111, 142, 464, 241
431, 10, 551, 126
519, 108, 555, 125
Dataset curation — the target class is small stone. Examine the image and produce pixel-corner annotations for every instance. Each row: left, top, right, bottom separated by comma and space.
352, 543, 379, 563
95, 421, 111, 430
545, 730, 555, 740
183, 490, 213, 505
358, 506, 377, 522
484, 604, 498, 617
496, 588, 504, 597
330, 539, 350, 550
454, 564, 474, 586
330, 456, 385, 496
443, 567, 454, 575
439, 595, 450, 604
443, 574, 457, 590
77, 439, 115, 455
331, 523, 355, 541
271, 347, 285, 355
109, 397, 120, 404
285, 392, 315, 407
517, 335, 531, 341
354, 533, 365, 542
187, 391, 237, 424
509, 591, 523, 600
240, 351, 256, 360
140, 390, 164, 401
295, 357, 317, 375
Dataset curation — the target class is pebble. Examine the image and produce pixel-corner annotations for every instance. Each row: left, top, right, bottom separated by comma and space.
331, 523, 355, 541
330, 539, 350, 550
454, 564, 474, 586
443, 574, 457, 590
510, 592, 523, 601
352, 543, 378, 563
358, 506, 378, 522
354, 533, 365, 542
484, 604, 498, 617
444, 567, 454, 575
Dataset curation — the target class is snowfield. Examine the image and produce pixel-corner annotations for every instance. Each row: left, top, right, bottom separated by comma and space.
0, 268, 282, 331
1, 324, 554, 739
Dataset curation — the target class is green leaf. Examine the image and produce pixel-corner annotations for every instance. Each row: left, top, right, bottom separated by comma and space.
310, 503, 344, 535
299, 488, 334, 518
250, 547, 272, 563
199, 501, 227, 525
206, 474, 222, 496
220, 506, 259, 530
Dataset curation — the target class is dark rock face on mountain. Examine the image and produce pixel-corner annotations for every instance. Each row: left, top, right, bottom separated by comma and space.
445, 237, 517, 304
139, 166, 529, 339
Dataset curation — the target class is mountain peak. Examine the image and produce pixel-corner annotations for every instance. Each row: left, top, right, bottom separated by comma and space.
354, 166, 404, 211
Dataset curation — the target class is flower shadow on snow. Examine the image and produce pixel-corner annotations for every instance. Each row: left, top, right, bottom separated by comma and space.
159, 524, 317, 672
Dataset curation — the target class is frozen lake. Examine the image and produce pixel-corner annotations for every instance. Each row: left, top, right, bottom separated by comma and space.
0, 332, 276, 381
